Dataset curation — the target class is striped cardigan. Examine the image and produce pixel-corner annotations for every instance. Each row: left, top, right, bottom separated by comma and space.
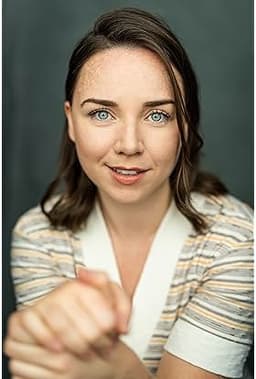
11, 193, 253, 377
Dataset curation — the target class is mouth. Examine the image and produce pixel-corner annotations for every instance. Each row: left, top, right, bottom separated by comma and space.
106, 165, 149, 176
105, 164, 150, 185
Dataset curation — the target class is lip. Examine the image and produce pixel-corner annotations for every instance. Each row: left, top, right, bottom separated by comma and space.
106, 164, 149, 173
105, 164, 149, 185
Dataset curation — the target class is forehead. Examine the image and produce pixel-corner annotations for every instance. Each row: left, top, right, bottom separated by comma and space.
74, 47, 183, 100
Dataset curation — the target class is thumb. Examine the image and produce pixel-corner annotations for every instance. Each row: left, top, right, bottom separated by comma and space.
77, 267, 91, 282
77, 269, 131, 334
77, 268, 111, 289
77, 268, 116, 308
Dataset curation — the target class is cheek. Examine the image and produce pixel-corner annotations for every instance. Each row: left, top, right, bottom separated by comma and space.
146, 127, 180, 166
73, 126, 114, 162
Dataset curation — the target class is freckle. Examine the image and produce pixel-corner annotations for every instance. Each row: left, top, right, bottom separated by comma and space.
76, 58, 106, 99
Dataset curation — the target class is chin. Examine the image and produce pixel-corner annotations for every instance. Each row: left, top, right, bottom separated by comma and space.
100, 187, 150, 206
112, 193, 146, 205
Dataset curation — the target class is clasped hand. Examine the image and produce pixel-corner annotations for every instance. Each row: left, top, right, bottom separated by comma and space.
4, 269, 132, 379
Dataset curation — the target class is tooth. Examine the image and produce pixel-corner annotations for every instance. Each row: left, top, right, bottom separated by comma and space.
116, 169, 138, 175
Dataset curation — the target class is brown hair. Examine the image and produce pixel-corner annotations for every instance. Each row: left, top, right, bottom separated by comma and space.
41, 7, 227, 232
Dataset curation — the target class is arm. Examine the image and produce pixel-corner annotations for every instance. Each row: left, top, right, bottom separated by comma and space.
10, 210, 71, 309
161, 239, 253, 379
115, 239, 253, 379
107, 342, 224, 379
5, 270, 225, 379
79, 271, 225, 379
108, 236, 254, 379
7, 212, 253, 378
5, 317, 224, 379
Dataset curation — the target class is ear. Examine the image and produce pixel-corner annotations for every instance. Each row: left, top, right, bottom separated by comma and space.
64, 101, 75, 142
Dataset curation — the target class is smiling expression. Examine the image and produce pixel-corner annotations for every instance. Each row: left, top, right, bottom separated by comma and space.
65, 47, 182, 206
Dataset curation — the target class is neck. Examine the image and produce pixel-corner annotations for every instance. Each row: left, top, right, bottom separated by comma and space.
98, 186, 172, 240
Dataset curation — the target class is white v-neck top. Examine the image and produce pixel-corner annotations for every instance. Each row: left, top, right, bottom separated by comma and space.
76, 201, 192, 358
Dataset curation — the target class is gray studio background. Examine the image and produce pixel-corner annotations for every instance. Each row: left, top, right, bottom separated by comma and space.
3, 1, 253, 378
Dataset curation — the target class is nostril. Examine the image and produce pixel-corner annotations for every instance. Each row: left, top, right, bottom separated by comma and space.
113, 139, 144, 155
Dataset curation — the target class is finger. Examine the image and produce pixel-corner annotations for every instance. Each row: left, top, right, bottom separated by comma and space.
35, 300, 90, 355
68, 301, 117, 349
5, 339, 71, 373
109, 283, 132, 333
7, 312, 35, 344
43, 301, 107, 355
9, 359, 62, 379
18, 309, 63, 352
67, 289, 119, 356
78, 270, 131, 333
78, 269, 114, 305
78, 285, 117, 333
36, 286, 115, 355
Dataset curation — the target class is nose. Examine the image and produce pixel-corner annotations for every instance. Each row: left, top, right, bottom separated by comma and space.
114, 122, 144, 155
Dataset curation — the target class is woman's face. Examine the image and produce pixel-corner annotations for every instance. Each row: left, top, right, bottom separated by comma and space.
65, 47, 182, 206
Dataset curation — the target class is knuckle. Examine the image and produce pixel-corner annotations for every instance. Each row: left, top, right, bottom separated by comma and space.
51, 318, 68, 335
69, 279, 82, 292
78, 322, 101, 343
84, 297, 115, 330
33, 332, 49, 347
91, 286, 108, 304
3, 338, 12, 356
35, 323, 52, 343
74, 342, 89, 355
97, 271, 109, 285
48, 280, 76, 301
18, 309, 49, 343
84, 328, 101, 343
7, 312, 19, 333
19, 309, 32, 327
81, 285, 97, 303
44, 303, 66, 327
62, 334, 88, 355
54, 353, 72, 372
64, 280, 84, 298
8, 359, 18, 374
99, 313, 115, 332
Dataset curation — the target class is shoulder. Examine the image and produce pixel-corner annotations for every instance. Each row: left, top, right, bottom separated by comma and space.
13, 197, 70, 242
13, 204, 51, 236
11, 199, 81, 267
192, 192, 253, 243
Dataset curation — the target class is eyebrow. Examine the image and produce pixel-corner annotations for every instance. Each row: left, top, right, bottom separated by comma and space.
80, 98, 175, 108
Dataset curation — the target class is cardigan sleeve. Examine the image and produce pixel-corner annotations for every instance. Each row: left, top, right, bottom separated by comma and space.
11, 210, 71, 309
165, 239, 254, 378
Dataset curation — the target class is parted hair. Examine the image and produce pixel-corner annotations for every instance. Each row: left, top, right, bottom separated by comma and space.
41, 7, 227, 232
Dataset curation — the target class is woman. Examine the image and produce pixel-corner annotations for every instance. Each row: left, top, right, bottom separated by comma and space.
4, 7, 253, 379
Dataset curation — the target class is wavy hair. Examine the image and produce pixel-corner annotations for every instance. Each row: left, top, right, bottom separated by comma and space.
41, 7, 227, 232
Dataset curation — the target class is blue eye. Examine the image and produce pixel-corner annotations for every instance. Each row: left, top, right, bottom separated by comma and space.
148, 111, 170, 123
88, 109, 113, 121
95, 110, 111, 121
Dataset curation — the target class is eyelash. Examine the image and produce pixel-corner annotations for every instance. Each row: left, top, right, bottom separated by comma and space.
87, 108, 173, 123
148, 110, 171, 123
88, 108, 113, 121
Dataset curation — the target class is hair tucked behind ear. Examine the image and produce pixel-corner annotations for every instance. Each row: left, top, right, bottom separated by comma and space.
41, 7, 228, 233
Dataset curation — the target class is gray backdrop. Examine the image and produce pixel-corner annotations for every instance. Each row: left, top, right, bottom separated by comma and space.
3, 1, 253, 378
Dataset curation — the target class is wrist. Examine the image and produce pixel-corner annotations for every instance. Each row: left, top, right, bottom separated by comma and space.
108, 340, 153, 379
